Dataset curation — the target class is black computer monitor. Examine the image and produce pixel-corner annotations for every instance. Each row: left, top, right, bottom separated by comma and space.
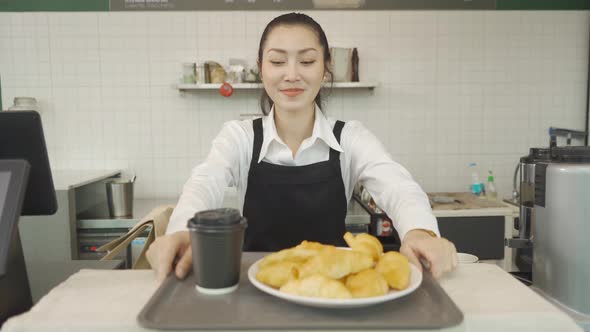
0, 160, 30, 276
0, 111, 58, 326
0, 111, 57, 215
0, 160, 32, 325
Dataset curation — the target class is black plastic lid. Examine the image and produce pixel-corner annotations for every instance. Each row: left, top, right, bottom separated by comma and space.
187, 208, 244, 229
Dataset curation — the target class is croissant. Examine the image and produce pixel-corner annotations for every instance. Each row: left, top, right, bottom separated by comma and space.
343, 232, 383, 261
375, 251, 411, 290
256, 261, 300, 288
345, 269, 389, 298
280, 274, 352, 299
298, 247, 374, 280
259, 240, 333, 270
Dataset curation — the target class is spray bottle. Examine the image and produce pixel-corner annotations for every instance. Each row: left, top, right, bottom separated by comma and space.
486, 170, 498, 201
468, 162, 483, 196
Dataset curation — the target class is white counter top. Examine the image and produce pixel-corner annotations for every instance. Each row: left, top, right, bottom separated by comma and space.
51, 169, 121, 191
2, 263, 582, 332
432, 205, 518, 218
428, 193, 519, 218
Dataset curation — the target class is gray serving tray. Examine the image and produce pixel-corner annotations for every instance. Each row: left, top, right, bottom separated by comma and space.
138, 252, 463, 330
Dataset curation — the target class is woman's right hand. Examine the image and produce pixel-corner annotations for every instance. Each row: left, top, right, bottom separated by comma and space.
146, 230, 192, 282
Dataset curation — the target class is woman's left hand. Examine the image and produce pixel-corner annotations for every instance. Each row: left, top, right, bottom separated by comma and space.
400, 229, 458, 278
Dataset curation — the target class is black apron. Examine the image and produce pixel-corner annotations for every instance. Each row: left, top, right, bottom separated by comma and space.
242, 117, 348, 251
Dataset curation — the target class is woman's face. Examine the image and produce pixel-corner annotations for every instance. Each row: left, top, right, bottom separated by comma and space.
260, 25, 325, 113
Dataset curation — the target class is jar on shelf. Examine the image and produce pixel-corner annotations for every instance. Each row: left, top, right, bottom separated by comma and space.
227, 65, 244, 84
182, 63, 196, 84
8, 97, 37, 111
195, 62, 206, 84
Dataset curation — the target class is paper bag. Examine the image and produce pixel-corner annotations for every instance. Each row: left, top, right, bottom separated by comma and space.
96, 205, 174, 269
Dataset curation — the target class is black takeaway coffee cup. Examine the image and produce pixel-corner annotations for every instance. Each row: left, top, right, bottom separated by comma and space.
187, 208, 247, 294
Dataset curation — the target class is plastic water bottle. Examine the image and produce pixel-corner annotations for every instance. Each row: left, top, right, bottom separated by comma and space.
486, 170, 498, 201
469, 163, 483, 196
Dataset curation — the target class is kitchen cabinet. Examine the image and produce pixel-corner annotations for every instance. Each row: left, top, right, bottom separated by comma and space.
429, 192, 519, 272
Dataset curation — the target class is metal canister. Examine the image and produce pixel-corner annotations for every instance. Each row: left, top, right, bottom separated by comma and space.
106, 179, 134, 218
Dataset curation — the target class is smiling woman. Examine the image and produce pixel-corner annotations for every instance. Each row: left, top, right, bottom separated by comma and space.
147, 12, 458, 284
257, 13, 334, 116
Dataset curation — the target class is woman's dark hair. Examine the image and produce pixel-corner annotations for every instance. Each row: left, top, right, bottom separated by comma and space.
257, 12, 333, 115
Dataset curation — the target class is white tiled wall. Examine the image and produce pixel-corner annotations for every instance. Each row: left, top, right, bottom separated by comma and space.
0, 11, 588, 199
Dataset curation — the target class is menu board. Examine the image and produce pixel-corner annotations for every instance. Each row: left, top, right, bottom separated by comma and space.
109, 0, 496, 11
0, 0, 586, 11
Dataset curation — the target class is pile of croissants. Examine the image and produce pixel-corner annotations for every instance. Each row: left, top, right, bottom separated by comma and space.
255, 232, 411, 299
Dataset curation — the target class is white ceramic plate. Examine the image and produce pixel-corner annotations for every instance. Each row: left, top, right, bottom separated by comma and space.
457, 253, 479, 264
247, 254, 422, 309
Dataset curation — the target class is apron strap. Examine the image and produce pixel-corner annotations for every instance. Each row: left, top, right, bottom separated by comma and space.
250, 117, 264, 171
329, 120, 345, 161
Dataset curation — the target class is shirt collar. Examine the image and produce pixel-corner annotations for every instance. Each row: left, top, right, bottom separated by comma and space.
257, 104, 344, 163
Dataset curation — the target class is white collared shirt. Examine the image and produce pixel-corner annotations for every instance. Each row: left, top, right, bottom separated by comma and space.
167, 106, 440, 241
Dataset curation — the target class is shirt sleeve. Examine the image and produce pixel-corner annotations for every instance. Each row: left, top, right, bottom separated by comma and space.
343, 121, 440, 241
166, 121, 245, 234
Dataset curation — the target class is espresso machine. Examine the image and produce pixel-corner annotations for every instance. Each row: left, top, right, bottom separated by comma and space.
508, 127, 589, 270
507, 128, 590, 326
506, 148, 548, 271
